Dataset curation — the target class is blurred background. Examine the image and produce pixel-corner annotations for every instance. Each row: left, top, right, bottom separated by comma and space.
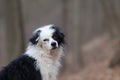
1, 0, 120, 80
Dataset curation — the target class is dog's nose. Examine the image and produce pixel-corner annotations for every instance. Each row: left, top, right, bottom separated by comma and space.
51, 42, 56, 47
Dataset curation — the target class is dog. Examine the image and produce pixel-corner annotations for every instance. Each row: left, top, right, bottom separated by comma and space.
0, 24, 65, 80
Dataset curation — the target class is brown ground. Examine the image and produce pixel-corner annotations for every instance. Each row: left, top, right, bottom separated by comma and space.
59, 34, 120, 80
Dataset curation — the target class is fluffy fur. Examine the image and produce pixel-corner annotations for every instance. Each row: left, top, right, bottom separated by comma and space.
0, 24, 65, 80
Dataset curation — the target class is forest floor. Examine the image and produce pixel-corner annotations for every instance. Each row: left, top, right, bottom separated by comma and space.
59, 34, 120, 80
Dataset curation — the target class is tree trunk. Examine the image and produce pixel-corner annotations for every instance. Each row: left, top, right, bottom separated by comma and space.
6, 0, 25, 61
101, 0, 120, 38
64, 0, 84, 69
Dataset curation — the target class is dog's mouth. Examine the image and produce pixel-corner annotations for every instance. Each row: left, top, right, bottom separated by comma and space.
51, 47, 57, 50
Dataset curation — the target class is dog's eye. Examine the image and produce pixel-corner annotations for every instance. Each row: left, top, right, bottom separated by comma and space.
43, 39, 49, 41
53, 36, 58, 40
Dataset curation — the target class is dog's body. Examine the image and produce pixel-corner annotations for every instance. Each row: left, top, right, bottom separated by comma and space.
0, 24, 65, 80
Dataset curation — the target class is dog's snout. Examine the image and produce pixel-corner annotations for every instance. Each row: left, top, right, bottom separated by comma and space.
51, 42, 56, 47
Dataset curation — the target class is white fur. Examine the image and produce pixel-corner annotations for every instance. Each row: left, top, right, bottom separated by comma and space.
25, 25, 64, 80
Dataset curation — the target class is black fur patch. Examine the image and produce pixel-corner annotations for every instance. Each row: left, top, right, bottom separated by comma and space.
30, 30, 41, 44
0, 55, 42, 80
51, 26, 65, 45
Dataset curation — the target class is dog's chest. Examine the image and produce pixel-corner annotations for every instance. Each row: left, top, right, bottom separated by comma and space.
36, 58, 58, 80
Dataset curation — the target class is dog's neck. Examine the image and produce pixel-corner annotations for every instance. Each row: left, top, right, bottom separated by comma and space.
25, 44, 63, 80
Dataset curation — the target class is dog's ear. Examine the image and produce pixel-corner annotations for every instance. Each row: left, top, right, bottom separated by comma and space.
59, 32, 65, 44
29, 30, 41, 44
60, 32, 65, 40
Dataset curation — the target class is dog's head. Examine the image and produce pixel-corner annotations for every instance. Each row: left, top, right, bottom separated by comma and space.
29, 24, 65, 51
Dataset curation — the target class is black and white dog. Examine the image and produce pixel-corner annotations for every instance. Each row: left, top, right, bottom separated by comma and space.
0, 24, 65, 80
